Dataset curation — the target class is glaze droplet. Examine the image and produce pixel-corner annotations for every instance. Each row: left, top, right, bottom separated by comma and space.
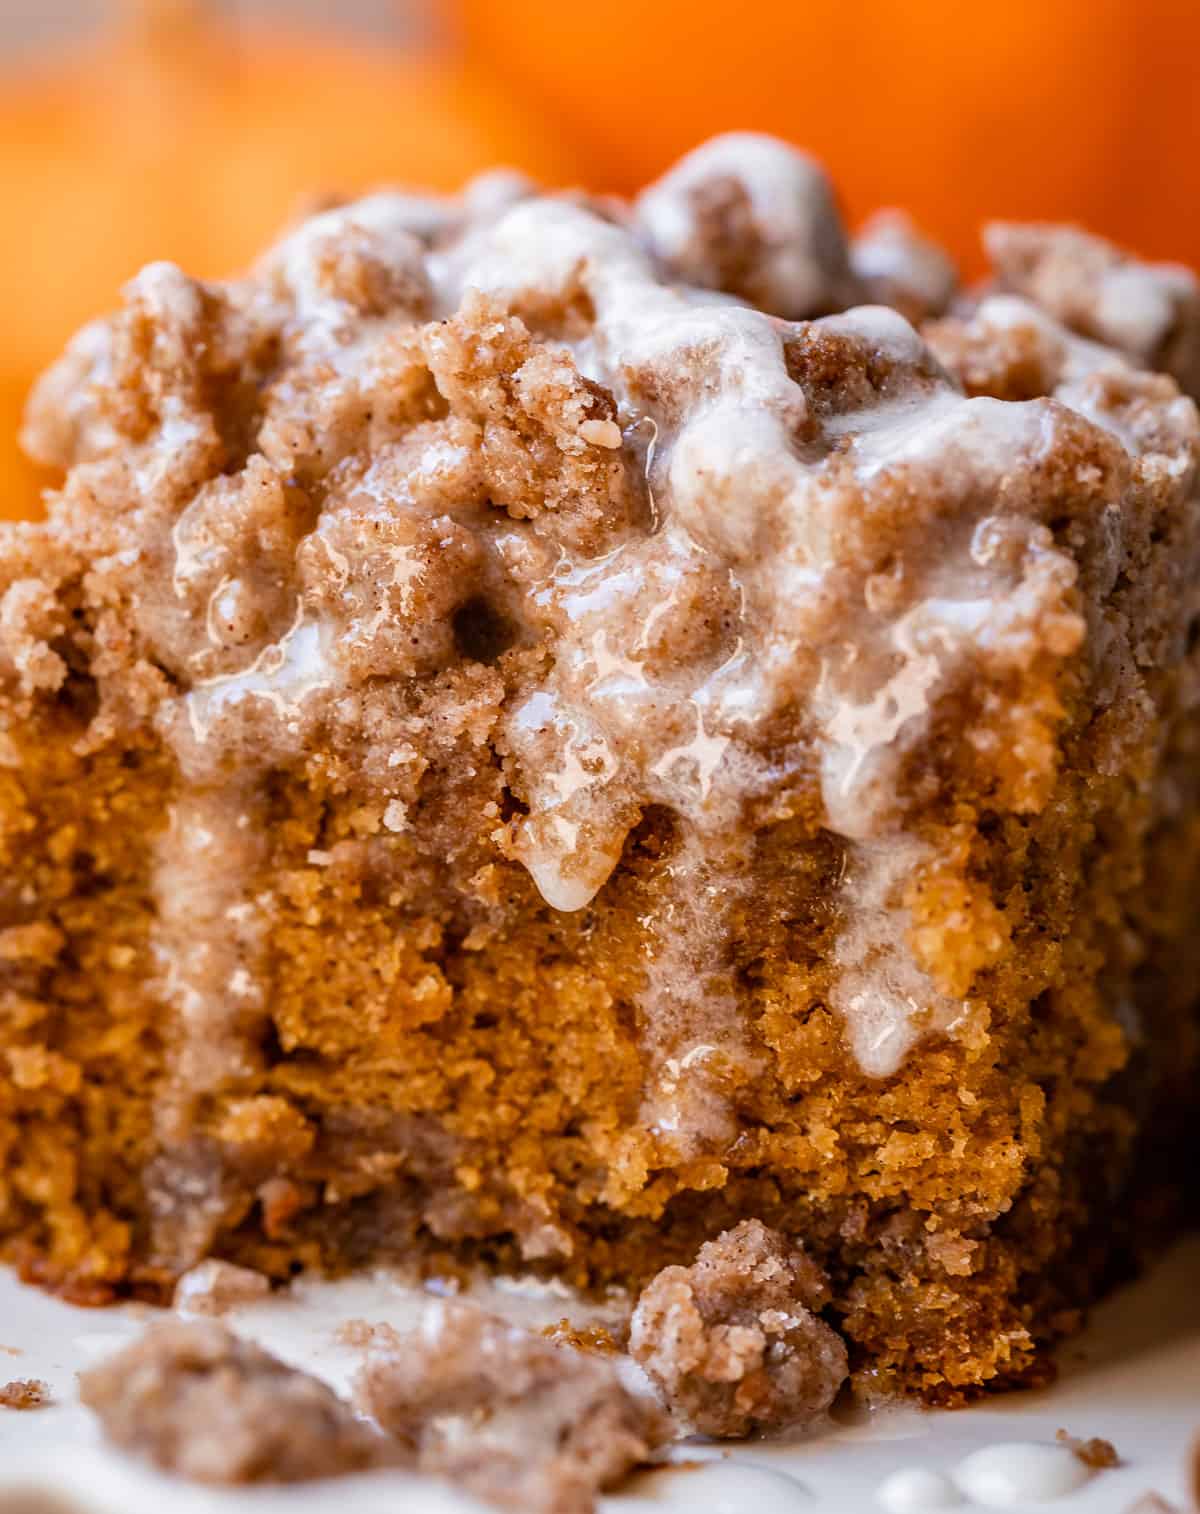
954, 1442, 1091, 1506
877, 1464, 964, 1511
624, 1459, 812, 1511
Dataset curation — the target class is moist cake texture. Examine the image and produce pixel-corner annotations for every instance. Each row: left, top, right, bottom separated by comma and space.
2, 132, 1199, 1400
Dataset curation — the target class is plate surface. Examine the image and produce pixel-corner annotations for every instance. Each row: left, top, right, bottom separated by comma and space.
1, 1238, 1197, 1513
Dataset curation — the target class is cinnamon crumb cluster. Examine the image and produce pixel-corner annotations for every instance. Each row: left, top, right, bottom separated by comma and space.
356, 1298, 669, 1514
0, 1377, 50, 1410
630, 1219, 847, 1436
79, 1320, 387, 1482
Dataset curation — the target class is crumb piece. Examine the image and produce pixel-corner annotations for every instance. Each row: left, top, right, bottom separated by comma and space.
629, 1218, 848, 1437
539, 1319, 624, 1354
0, 1378, 51, 1409
985, 222, 1200, 395
173, 1259, 271, 1316
635, 132, 858, 317
579, 418, 622, 449
1056, 1427, 1119, 1468
334, 1318, 402, 1350
79, 1319, 386, 1483
355, 1298, 669, 1514
851, 210, 958, 323
1124, 1496, 1179, 1513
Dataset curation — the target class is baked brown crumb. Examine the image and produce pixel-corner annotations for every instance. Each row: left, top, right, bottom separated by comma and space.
79, 1319, 387, 1483
355, 1298, 670, 1514
334, 1318, 403, 1350
629, 1219, 847, 1437
635, 132, 860, 317
540, 1319, 624, 1354
0, 1377, 50, 1409
173, 1259, 270, 1315
985, 221, 1200, 397
1055, 1427, 1120, 1468
851, 209, 958, 323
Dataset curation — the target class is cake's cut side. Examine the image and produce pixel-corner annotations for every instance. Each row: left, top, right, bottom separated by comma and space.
2, 134, 1198, 1400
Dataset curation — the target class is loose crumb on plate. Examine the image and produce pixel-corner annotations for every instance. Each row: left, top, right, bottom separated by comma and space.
540, 1319, 625, 1354
79, 1319, 388, 1483
334, 1318, 403, 1350
629, 1218, 848, 1437
173, 1259, 271, 1316
1055, 1427, 1120, 1468
0, 1378, 51, 1410
355, 1296, 670, 1514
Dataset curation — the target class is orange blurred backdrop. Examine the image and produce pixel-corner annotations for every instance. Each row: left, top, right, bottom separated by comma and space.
3, 0, 1199, 519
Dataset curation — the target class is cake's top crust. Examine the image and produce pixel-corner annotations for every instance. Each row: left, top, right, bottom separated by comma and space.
985, 221, 1200, 399
11, 134, 1200, 1114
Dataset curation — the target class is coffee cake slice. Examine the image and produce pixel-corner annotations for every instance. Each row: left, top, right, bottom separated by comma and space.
2, 133, 1198, 1399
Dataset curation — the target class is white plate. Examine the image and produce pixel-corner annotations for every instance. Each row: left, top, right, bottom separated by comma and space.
1, 1238, 1196, 1513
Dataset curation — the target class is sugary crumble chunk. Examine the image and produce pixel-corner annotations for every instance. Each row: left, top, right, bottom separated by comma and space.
635, 131, 860, 317
851, 209, 958, 323
1055, 1428, 1119, 1469
629, 1219, 848, 1437
986, 222, 1200, 396
173, 1259, 271, 1315
540, 1319, 624, 1354
355, 1298, 669, 1514
0, 1377, 51, 1409
79, 1320, 385, 1483
334, 1318, 403, 1349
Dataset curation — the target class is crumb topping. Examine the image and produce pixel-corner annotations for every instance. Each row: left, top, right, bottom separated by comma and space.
0, 1377, 50, 1409
633, 132, 861, 318
16, 138, 1198, 1144
985, 222, 1200, 398
1055, 1427, 1120, 1469
630, 1219, 848, 1436
355, 1297, 669, 1514
851, 210, 958, 324
173, 1258, 270, 1315
79, 1319, 385, 1482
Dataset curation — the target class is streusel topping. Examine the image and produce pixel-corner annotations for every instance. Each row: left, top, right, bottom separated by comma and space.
18, 133, 1200, 1162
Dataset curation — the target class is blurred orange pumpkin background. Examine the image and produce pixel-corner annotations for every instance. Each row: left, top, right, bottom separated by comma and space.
3, 0, 1199, 519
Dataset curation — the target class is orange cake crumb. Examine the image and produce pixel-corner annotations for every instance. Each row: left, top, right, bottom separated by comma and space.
0, 1377, 50, 1410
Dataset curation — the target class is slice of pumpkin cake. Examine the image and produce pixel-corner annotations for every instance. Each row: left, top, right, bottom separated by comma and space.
2, 134, 1197, 1399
